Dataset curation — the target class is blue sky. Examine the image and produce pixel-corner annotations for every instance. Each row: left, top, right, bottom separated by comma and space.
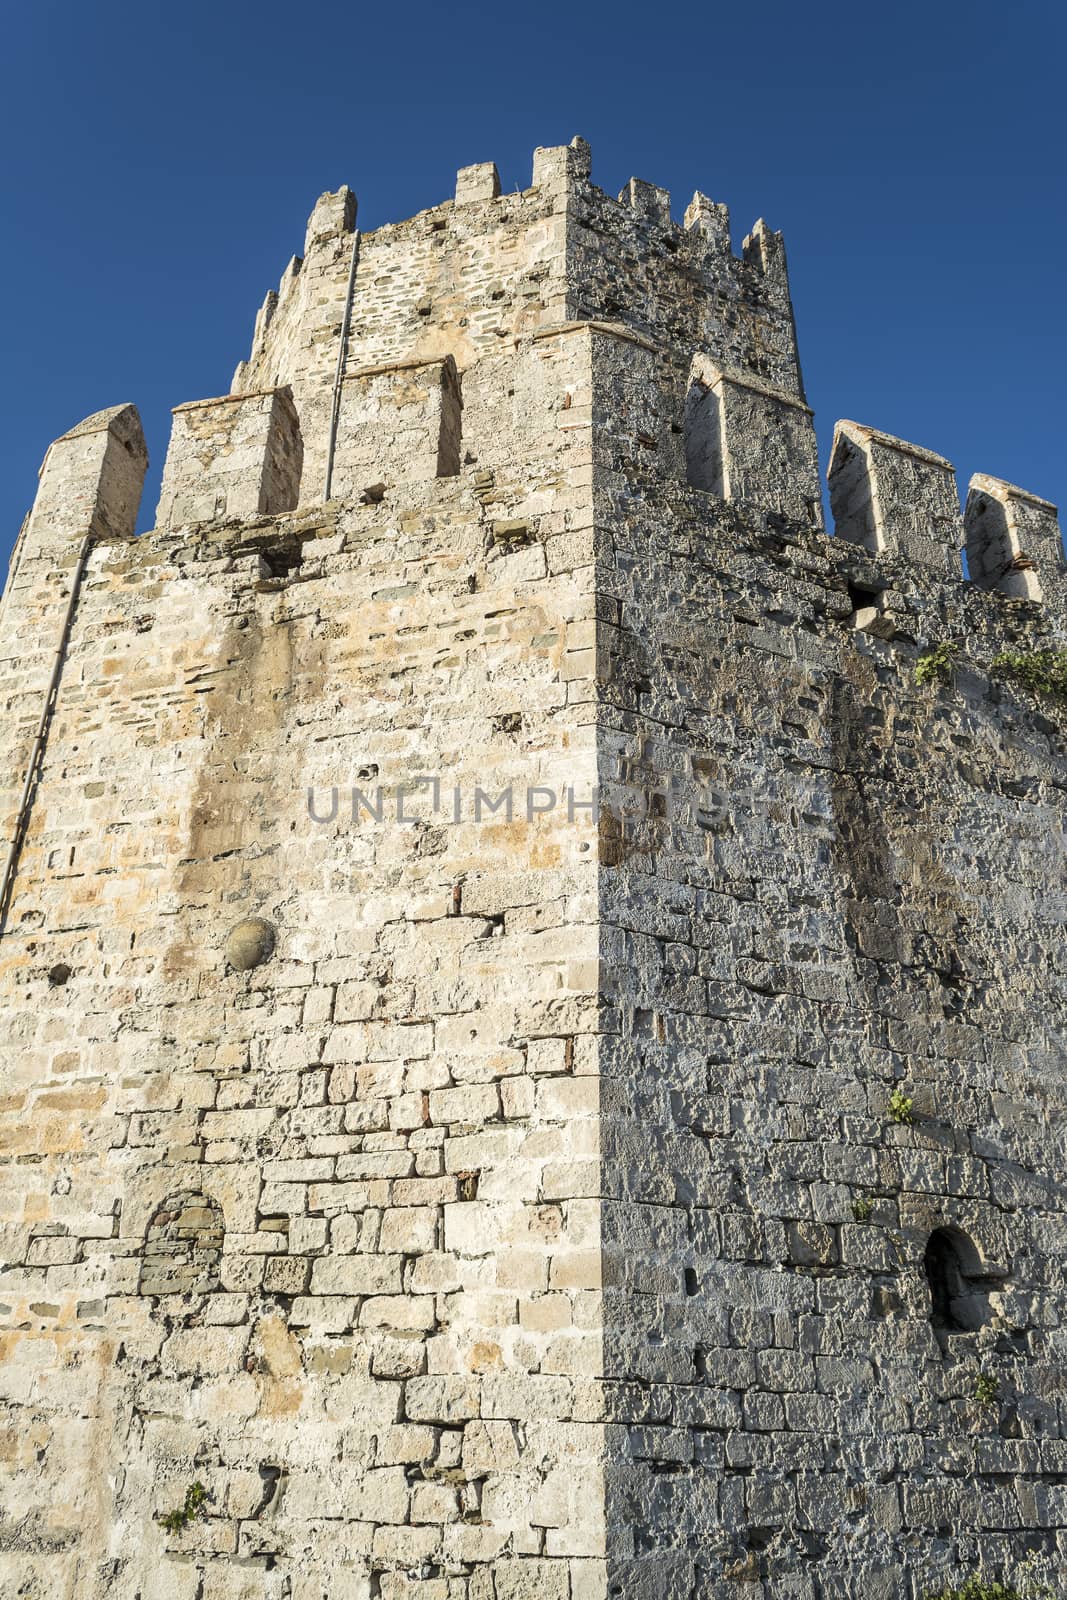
1, 0, 1063, 559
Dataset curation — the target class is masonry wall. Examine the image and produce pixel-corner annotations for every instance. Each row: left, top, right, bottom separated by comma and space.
0, 327, 611, 1600
593, 335, 1067, 1597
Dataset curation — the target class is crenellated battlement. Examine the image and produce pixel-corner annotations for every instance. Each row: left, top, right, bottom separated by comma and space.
222, 137, 805, 500
8, 137, 1064, 644
218, 137, 1061, 629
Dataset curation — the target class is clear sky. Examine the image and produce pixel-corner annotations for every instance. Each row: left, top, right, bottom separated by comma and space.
1, 0, 1063, 560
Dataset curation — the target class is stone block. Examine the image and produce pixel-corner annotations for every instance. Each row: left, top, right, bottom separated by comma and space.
156, 386, 302, 527
303, 184, 357, 254
619, 178, 671, 224
532, 137, 591, 195
828, 419, 962, 571
687, 358, 821, 525
965, 472, 1065, 604
24, 403, 148, 552
404, 1374, 481, 1423
455, 162, 501, 206
330, 356, 461, 499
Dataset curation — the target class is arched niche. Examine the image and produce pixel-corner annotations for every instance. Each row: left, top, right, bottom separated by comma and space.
923, 1226, 996, 1336
139, 1190, 224, 1298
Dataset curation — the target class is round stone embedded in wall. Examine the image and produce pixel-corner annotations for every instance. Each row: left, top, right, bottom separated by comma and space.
224, 916, 276, 972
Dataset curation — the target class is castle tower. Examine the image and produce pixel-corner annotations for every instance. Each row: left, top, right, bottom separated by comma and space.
0, 140, 1065, 1600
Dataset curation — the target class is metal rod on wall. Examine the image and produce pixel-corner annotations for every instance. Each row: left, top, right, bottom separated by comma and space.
0, 534, 94, 935
323, 231, 361, 502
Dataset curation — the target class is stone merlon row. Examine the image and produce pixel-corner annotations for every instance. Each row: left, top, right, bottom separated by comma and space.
828, 420, 1064, 604
452, 141, 757, 261
267, 135, 782, 303
15, 367, 1064, 618
234, 134, 797, 430
9, 129, 1064, 618
438, 142, 785, 276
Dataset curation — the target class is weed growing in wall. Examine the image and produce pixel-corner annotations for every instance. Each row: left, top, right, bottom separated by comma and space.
991, 648, 1067, 704
974, 1372, 999, 1408
915, 642, 958, 687
159, 1481, 209, 1534
888, 1088, 914, 1125
923, 1556, 1054, 1600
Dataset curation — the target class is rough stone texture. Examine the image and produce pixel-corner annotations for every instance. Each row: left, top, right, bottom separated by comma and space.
829, 421, 963, 573
686, 358, 822, 525
1, 139, 1065, 1600
965, 473, 1066, 606
156, 387, 303, 529
331, 355, 462, 501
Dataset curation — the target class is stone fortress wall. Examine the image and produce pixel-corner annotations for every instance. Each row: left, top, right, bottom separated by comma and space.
0, 138, 1064, 1600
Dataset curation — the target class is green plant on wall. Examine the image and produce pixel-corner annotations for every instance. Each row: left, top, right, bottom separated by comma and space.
888, 1088, 914, 1125
915, 641, 957, 687
991, 648, 1067, 704
923, 1556, 1053, 1600
974, 1372, 999, 1408
159, 1480, 209, 1535
925, 1581, 1037, 1600
851, 1194, 875, 1222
